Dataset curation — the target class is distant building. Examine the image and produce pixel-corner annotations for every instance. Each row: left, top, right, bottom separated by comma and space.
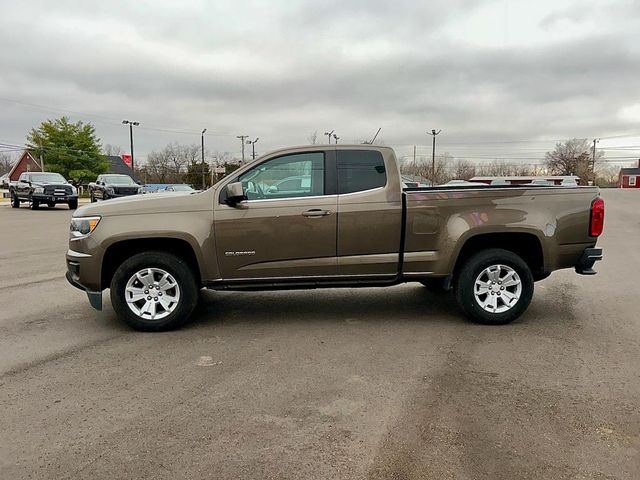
470, 175, 580, 186
7, 151, 42, 182
617, 160, 640, 188
105, 155, 137, 178
8, 152, 139, 183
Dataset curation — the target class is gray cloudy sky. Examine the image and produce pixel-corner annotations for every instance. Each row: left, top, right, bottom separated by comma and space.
1, 0, 640, 165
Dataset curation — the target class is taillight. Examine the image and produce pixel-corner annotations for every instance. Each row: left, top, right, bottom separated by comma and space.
589, 197, 604, 237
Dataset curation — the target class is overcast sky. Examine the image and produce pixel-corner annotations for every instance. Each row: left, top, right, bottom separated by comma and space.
1, 0, 640, 165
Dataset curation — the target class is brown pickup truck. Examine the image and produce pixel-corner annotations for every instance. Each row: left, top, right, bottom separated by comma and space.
66, 145, 604, 331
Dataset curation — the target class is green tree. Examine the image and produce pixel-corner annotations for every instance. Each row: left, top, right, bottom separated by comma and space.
26, 117, 108, 184
184, 160, 211, 188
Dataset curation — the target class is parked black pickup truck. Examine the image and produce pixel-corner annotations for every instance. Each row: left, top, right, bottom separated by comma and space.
88, 174, 142, 202
10, 172, 78, 209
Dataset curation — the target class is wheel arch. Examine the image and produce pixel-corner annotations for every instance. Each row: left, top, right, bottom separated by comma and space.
451, 231, 546, 281
101, 237, 202, 290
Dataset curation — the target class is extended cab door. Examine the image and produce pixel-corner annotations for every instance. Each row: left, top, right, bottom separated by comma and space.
214, 150, 338, 280
336, 148, 403, 276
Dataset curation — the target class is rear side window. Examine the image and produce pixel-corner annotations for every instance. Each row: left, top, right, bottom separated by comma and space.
337, 150, 386, 194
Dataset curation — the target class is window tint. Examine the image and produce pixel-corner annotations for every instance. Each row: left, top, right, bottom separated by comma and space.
337, 150, 386, 194
238, 152, 324, 200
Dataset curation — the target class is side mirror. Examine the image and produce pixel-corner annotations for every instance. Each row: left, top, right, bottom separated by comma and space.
226, 182, 246, 205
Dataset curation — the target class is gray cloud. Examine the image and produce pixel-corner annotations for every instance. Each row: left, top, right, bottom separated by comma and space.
0, 0, 639, 163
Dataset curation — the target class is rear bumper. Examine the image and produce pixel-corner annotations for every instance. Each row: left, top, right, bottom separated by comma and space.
575, 247, 603, 275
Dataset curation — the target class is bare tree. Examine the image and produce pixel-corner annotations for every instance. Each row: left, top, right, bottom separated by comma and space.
103, 144, 122, 156
307, 131, 318, 145
544, 138, 603, 184
452, 159, 476, 180
0, 152, 15, 176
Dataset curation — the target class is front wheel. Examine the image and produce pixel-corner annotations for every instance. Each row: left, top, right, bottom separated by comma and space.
10, 192, 20, 208
30, 199, 40, 210
455, 248, 533, 325
68, 199, 78, 209
110, 251, 199, 331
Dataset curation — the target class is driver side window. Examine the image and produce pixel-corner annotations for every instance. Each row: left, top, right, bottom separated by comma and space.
238, 152, 325, 200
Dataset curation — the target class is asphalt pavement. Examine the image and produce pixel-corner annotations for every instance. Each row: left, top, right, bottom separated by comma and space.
0, 190, 638, 479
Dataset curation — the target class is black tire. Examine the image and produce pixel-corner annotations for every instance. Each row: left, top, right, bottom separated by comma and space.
10, 192, 20, 208
110, 251, 199, 332
420, 278, 450, 293
30, 199, 40, 210
90, 193, 96, 203
68, 199, 78, 209
47, 202, 55, 208
454, 248, 533, 325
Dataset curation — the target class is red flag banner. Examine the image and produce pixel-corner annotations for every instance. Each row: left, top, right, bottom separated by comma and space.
121, 154, 132, 168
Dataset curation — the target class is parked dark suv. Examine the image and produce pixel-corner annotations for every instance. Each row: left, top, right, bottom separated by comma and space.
89, 174, 141, 202
10, 172, 78, 209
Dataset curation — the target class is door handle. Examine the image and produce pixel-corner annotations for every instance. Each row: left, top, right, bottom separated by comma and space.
302, 209, 331, 217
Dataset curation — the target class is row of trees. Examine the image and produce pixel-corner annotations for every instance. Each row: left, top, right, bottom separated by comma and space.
400, 138, 615, 186
1, 117, 624, 187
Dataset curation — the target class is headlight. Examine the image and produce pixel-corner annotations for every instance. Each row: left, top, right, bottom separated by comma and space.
70, 216, 101, 238
106, 187, 115, 194
34, 187, 44, 194
71, 186, 78, 195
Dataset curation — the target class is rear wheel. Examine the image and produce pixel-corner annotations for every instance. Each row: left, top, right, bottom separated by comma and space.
10, 192, 20, 208
110, 251, 199, 331
455, 248, 533, 325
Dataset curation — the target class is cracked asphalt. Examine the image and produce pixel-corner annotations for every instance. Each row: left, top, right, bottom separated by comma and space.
0, 189, 638, 479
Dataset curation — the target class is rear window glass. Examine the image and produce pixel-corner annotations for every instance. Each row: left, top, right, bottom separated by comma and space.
337, 150, 386, 194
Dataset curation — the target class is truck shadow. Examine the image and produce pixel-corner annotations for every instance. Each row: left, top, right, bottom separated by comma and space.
187, 284, 466, 329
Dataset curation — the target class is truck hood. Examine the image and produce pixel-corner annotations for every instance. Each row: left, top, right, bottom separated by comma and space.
32, 181, 72, 187
75, 190, 214, 217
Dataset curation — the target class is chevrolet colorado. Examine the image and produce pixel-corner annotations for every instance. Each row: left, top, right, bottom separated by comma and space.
66, 145, 604, 331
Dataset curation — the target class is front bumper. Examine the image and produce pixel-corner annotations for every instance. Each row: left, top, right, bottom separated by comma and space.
33, 194, 77, 203
66, 270, 102, 310
575, 247, 603, 275
66, 248, 103, 310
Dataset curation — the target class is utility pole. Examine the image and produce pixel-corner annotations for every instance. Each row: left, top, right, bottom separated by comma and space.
201, 128, 207, 189
324, 130, 334, 144
427, 129, 442, 184
246, 137, 259, 160
236, 135, 249, 163
122, 120, 140, 172
333, 133, 340, 144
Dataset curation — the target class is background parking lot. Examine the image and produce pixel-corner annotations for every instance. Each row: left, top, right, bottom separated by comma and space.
0, 190, 638, 479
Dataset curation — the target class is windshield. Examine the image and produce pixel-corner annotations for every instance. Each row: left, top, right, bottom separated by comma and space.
103, 175, 136, 185
30, 173, 66, 183
168, 185, 194, 191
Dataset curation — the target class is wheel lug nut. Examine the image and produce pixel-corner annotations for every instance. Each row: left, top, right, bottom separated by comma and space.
500, 286, 504, 290
497, 292, 501, 296
158, 292, 163, 296
491, 292, 495, 295
144, 290, 149, 294
154, 297, 158, 301
147, 296, 152, 300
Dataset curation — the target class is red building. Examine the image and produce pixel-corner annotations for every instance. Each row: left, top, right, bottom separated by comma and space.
7, 151, 43, 182
618, 160, 640, 188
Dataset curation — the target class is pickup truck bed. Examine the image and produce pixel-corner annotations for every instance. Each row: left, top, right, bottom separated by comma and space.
66, 145, 603, 331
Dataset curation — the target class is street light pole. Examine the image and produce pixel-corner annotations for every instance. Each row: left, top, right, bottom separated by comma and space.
427, 129, 441, 184
122, 120, 140, 172
246, 137, 259, 160
201, 128, 207, 189
236, 135, 249, 163
324, 130, 334, 144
